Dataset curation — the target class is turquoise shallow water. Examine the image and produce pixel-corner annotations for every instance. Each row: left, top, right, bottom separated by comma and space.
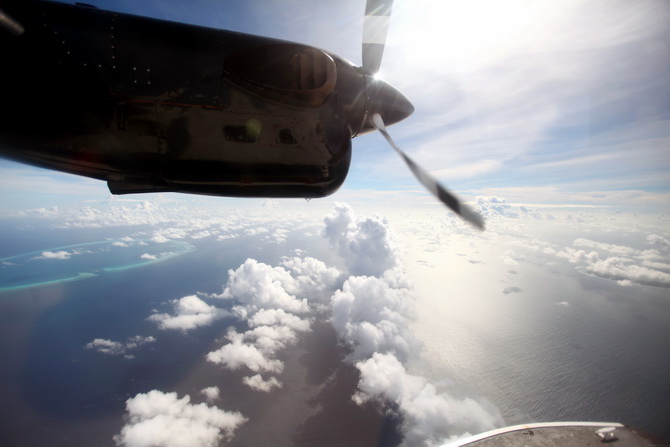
0, 239, 194, 292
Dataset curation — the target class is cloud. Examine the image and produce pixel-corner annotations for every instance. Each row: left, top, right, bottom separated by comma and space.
206, 330, 284, 374
242, 374, 283, 393
368, 0, 670, 212
245, 324, 302, 353
647, 234, 670, 248
148, 295, 230, 331
206, 255, 339, 391
200, 386, 220, 403
353, 353, 503, 446
215, 259, 310, 314
556, 247, 599, 264
206, 311, 311, 379
574, 238, 637, 256
583, 257, 670, 288
642, 260, 670, 271
475, 196, 519, 219
553, 235, 670, 288
331, 269, 419, 362
35, 250, 72, 260
206, 203, 508, 442
247, 308, 310, 332
85, 335, 155, 358
111, 203, 508, 443
502, 286, 522, 295
320, 205, 505, 444
278, 256, 344, 304
113, 390, 246, 447
322, 203, 400, 276
140, 253, 157, 260
86, 339, 125, 355
330, 269, 504, 445
499, 249, 522, 266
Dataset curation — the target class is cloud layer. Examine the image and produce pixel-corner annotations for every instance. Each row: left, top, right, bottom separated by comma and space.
70, 199, 666, 446
556, 236, 670, 288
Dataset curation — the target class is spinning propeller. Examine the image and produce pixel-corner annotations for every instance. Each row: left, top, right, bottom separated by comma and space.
360, 0, 484, 230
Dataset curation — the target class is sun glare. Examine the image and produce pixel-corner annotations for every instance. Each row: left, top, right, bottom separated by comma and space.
393, 0, 556, 72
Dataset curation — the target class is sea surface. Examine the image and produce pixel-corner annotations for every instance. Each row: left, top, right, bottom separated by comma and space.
407, 234, 670, 443
0, 222, 668, 445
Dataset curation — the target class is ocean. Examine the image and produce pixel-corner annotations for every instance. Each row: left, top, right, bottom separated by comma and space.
0, 219, 668, 446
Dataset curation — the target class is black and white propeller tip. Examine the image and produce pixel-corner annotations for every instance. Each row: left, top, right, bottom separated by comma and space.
362, 0, 393, 74
370, 113, 485, 231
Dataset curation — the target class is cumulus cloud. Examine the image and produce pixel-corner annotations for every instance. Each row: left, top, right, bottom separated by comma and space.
647, 234, 670, 248
554, 236, 670, 288
475, 196, 519, 219
331, 269, 419, 362
323, 203, 400, 276
140, 253, 157, 260
150, 234, 170, 243
35, 250, 72, 260
113, 390, 246, 447
204, 248, 347, 396
86, 339, 125, 355
242, 374, 283, 393
574, 238, 637, 256
321, 205, 504, 444
215, 259, 310, 314
148, 295, 230, 331
128, 203, 507, 443
354, 353, 503, 446
556, 247, 599, 264
206, 255, 339, 391
85, 335, 155, 359
247, 308, 310, 332
206, 330, 284, 374
583, 257, 670, 288
200, 386, 220, 403
206, 312, 311, 380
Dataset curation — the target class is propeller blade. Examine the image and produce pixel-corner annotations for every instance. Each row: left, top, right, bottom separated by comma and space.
371, 113, 485, 230
362, 0, 393, 74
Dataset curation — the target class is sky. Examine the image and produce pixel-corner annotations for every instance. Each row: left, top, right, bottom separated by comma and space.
1, 1, 670, 446
0, 0, 669, 211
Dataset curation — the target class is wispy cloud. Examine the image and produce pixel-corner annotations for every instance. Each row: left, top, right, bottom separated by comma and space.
364, 0, 670, 208
85, 335, 156, 359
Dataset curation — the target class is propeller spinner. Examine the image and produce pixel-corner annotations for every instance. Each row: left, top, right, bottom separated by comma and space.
360, 0, 485, 230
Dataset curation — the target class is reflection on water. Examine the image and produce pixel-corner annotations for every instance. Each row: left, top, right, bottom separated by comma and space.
0, 239, 194, 292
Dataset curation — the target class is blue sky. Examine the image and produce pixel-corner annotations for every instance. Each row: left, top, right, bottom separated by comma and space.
1, 0, 668, 212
